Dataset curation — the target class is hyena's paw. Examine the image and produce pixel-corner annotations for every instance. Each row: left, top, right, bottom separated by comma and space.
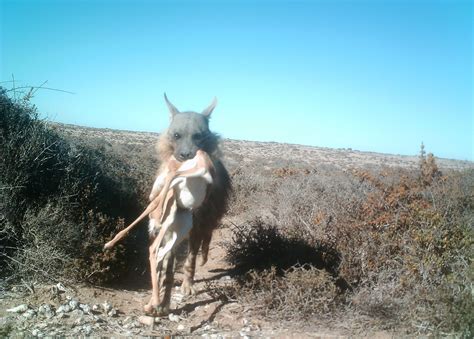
154, 303, 170, 316
180, 279, 196, 296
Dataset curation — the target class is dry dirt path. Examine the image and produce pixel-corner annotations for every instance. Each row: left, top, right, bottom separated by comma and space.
1, 224, 394, 337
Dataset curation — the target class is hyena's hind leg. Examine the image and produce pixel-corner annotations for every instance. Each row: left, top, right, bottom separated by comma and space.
200, 225, 215, 266
181, 227, 202, 296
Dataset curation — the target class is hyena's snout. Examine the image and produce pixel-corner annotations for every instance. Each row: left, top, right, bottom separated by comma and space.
175, 143, 199, 161
178, 151, 194, 161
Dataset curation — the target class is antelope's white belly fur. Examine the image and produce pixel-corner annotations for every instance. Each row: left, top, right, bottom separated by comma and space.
174, 176, 209, 210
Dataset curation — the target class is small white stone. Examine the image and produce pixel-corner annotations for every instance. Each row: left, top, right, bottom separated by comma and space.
23, 309, 36, 319
168, 313, 179, 322
83, 325, 92, 335
6, 304, 29, 313
91, 304, 100, 312
79, 304, 91, 314
56, 283, 67, 292
102, 301, 113, 313
57, 304, 71, 313
38, 304, 55, 318
138, 315, 155, 326
69, 300, 79, 310
107, 308, 117, 317
177, 324, 185, 331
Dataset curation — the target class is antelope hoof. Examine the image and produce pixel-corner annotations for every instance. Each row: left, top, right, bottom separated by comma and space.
181, 280, 196, 296
143, 302, 157, 314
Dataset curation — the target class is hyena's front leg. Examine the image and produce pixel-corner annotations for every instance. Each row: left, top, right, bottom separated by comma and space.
181, 227, 202, 296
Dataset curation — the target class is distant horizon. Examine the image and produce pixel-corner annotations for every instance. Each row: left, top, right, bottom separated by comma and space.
2, 0, 472, 161
50, 120, 472, 163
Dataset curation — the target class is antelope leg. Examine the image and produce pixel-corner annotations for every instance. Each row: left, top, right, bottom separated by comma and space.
104, 171, 175, 250
143, 230, 165, 313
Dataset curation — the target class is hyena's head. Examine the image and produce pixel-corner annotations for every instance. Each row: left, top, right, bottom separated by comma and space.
163, 93, 219, 162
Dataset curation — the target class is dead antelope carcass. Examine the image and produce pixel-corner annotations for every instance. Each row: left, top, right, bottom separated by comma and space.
104, 150, 215, 314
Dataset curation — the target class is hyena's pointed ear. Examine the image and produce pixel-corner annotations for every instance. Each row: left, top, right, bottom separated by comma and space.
164, 93, 180, 119
201, 97, 217, 118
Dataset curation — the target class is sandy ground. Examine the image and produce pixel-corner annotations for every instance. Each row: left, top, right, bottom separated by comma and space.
1, 223, 399, 337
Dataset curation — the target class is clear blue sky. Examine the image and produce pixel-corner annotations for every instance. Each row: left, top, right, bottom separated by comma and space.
1, 0, 472, 160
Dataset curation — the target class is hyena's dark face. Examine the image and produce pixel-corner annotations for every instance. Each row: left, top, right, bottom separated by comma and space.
164, 94, 217, 161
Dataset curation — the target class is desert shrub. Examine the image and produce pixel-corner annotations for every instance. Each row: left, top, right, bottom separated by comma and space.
0, 88, 147, 285
223, 219, 345, 320
227, 166, 280, 218
269, 166, 369, 243
225, 146, 473, 335
311, 163, 473, 335
227, 219, 340, 276
223, 265, 339, 320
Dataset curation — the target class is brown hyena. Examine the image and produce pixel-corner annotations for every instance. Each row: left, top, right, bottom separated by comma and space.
147, 94, 231, 315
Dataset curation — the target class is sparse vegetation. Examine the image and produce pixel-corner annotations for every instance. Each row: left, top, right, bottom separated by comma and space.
1, 88, 472, 336
225, 145, 473, 336
0, 88, 148, 285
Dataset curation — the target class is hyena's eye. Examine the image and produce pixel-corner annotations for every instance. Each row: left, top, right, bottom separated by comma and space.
173, 133, 181, 140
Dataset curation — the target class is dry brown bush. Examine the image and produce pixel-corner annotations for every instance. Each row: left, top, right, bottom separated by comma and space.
227, 166, 280, 218
227, 219, 341, 276
244, 265, 339, 319
207, 264, 340, 320
225, 150, 473, 336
